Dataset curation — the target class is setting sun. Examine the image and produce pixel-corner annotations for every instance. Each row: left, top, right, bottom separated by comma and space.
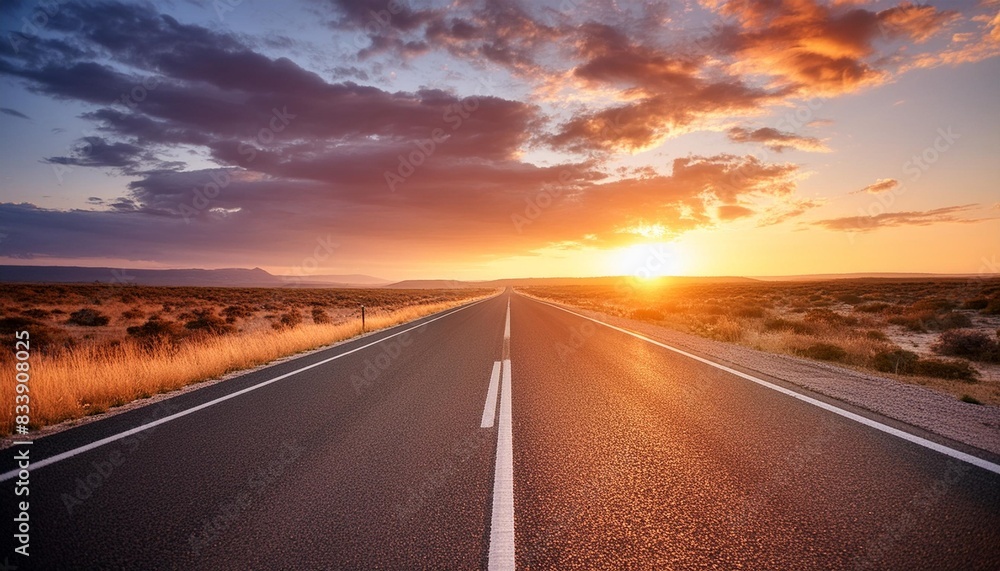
608, 242, 690, 279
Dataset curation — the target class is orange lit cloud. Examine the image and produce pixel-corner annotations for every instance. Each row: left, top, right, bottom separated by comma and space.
707, 0, 957, 95
852, 178, 900, 194
727, 126, 830, 152
812, 204, 985, 231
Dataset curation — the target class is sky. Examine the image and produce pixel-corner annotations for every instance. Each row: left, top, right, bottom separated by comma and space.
0, 0, 997, 281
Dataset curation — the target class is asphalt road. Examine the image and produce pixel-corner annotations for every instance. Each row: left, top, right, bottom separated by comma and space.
3, 290, 999, 570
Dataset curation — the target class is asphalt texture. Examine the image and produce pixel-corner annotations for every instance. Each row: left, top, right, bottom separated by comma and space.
2, 290, 999, 570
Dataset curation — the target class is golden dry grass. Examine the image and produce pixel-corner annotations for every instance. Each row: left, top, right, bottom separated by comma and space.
1, 295, 493, 435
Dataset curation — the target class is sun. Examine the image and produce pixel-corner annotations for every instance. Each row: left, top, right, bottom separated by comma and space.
607, 242, 689, 279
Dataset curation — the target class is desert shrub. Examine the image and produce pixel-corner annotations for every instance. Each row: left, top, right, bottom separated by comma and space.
311, 307, 332, 324
909, 298, 957, 312
854, 302, 891, 313
983, 298, 1000, 315
631, 308, 665, 321
888, 311, 971, 332
709, 317, 743, 342
913, 358, 978, 381
0, 316, 73, 353
871, 349, 920, 374
863, 329, 889, 341
962, 298, 989, 310
127, 316, 183, 345
800, 343, 847, 362
21, 308, 50, 319
221, 305, 254, 323
804, 309, 858, 326
68, 308, 110, 327
733, 306, 767, 318
936, 312, 973, 330
121, 307, 145, 320
887, 312, 932, 332
184, 309, 234, 335
763, 317, 815, 335
273, 310, 303, 330
932, 329, 1000, 363
837, 293, 863, 304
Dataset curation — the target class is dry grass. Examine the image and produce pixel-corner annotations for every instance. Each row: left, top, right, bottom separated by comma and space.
0, 286, 494, 435
521, 277, 1000, 405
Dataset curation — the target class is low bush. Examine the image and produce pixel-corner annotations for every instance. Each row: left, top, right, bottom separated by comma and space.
804, 309, 859, 326
631, 308, 665, 321
932, 329, 1000, 363
854, 302, 892, 313
983, 298, 1000, 315
312, 307, 332, 324
127, 316, 183, 346
763, 318, 815, 335
913, 358, 978, 382
800, 343, 847, 362
909, 298, 957, 312
21, 308, 50, 319
68, 308, 110, 327
184, 309, 234, 335
888, 311, 971, 332
221, 305, 254, 323
733, 305, 767, 318
871, 349, 920, 374
863, 330, 889, 341
273, 310, 303, 330
0, 316, 73, 353
962, 298, 989, 310
121, 307, 145, 320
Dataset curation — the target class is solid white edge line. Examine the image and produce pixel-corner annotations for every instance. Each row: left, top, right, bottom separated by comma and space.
488, 358, 515, 571
0, 297, 495, 482
528, 296, 1000, 476
481, 361, 502, 429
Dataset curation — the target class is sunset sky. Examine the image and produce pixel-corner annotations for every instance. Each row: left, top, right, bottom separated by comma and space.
0, 0, 997, 280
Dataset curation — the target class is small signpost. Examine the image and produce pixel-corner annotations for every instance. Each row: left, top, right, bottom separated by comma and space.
361, 305, 365, 332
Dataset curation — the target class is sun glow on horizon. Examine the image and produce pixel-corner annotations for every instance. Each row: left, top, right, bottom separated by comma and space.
608, 242, 690, 279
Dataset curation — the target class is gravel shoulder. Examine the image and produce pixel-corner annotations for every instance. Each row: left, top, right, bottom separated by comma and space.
521, 293, 1000, 457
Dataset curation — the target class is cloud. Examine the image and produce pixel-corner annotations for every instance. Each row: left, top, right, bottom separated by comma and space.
45, 136, 148, 171
0, 152, 804, 265
727, 126, 830, 152
852, 178, 900, 194
717, 204, 755, 220
812, 204, 985, 231
706, 0, 958, 95
540, 21, 787, 153
0, 107, 30, 120
906, 5, 1000, 68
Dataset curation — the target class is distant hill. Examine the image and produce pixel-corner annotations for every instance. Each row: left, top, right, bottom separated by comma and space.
276, 273, 392, 287
383, 275, 758, 289
0, 265, 389, 287
383, 279, 476, 289
488, 276, 757, 287
752, 272, 980, 282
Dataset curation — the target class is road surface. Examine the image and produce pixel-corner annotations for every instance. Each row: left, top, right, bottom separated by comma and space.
3, 290, 999, 570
